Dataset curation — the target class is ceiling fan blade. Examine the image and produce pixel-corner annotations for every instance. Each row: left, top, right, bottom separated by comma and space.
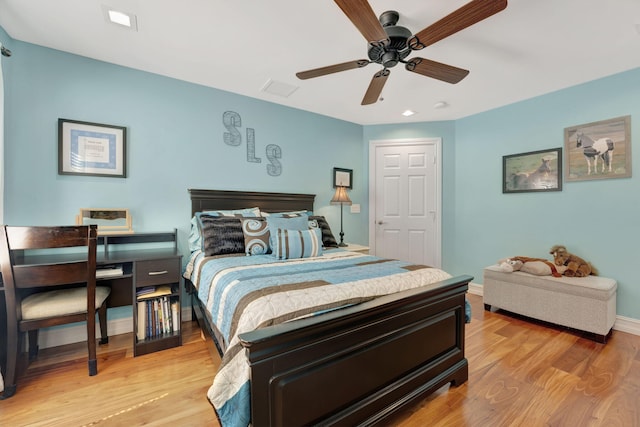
361, 69, 390, 105
334, 0, 389, 44
409, 0, 507, 50
405, 58, 469, 84
296, 59, 370, 80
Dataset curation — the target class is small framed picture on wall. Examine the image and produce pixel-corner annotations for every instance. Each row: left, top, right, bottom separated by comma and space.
333, 167, 353, 189
564, 115, 631, 182
503, 148, 562, 193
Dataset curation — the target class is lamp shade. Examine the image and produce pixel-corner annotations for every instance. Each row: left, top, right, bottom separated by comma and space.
331, 186, 352, 205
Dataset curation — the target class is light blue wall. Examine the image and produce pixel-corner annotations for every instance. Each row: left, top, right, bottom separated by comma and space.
3, 38, 368, 254
453, 68, 640, 319
3, 28, 640, 320
364, 68, 640, 319
2, 36, 367, 321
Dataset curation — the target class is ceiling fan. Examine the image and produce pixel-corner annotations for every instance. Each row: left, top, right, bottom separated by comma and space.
296, 0, 508, 105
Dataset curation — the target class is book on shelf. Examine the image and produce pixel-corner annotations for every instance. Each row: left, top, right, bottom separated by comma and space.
171, 300, 179, 332
136, 294, 180, 341
96, 265, 124, 278
136, 286, 156, 297
136, 284, 172, 300
136, 301, 146, 341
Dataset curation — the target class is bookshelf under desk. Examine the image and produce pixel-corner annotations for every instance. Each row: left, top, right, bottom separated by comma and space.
95, 230, 182, 356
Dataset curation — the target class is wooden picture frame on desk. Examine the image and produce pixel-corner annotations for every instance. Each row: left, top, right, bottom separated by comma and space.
76, 208, 133, 235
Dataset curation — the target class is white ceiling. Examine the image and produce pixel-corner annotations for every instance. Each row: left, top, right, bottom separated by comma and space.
1, 0, 639, 125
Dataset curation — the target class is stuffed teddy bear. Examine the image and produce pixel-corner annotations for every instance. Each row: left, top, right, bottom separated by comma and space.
549, 245, 597, 277
497, 256, 566, 277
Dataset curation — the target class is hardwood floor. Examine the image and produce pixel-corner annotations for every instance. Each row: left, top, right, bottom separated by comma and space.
0, 321, 220, 426
1, 294, 639, 426
389, 294, 640, 427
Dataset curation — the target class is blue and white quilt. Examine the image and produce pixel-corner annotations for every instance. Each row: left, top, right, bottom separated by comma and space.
183, 249, 452, 427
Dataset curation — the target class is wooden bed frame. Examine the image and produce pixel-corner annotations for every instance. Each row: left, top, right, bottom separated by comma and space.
187, 188, 472, 426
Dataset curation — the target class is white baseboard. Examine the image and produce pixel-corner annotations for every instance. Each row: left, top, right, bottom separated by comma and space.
612, 315, 640, 336
468, 282, 640, 337
468, 282, 483, 296
38, 306, 193, 349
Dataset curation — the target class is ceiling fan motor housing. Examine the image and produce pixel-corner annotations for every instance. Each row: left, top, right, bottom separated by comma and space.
368, 11, 412, 68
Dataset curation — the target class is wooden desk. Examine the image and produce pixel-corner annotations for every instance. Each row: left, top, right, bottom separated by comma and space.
1, 231, 182, 360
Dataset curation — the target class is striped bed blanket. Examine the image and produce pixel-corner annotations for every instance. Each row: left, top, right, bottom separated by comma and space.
184, 249, 452, 427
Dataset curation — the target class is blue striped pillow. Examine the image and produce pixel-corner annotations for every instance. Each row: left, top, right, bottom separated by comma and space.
273, 228, 323, 260
266, 215, 310, 252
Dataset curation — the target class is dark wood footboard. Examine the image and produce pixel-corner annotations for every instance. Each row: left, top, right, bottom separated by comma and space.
239, 275, 471, 426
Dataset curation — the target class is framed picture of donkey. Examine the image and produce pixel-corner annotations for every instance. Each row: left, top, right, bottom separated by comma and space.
503, 148, 562, 193
564, 115, 631, 182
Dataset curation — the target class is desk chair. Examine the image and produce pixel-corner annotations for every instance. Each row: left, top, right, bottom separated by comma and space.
0, 225, 110, 399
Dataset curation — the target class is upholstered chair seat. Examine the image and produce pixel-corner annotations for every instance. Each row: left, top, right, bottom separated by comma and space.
21, 287, 111, 320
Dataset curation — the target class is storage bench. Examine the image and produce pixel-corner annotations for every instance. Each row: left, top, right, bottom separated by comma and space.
483, 265, 617, 342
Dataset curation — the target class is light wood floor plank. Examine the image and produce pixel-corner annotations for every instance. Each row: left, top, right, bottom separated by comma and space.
1, 294, 639, 426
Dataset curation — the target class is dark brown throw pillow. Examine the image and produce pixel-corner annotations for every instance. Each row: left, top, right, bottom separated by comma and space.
309, 215, 339, 248
200, 216, 245, 256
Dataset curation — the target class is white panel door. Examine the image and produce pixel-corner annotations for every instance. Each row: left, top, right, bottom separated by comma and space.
369, 139, 441, 267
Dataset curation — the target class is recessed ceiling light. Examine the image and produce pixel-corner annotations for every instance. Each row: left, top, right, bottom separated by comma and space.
109, 10, 131, 26
103, 5, 138, 31
433, 101, 448, 109
402, 110, 416, 117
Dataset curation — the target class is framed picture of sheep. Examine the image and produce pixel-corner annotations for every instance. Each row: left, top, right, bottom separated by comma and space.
503, 148, 562, 193
564, 115, 631, 182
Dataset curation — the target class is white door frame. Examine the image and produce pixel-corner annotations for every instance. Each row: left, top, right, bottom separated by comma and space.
368, 138, 442, 267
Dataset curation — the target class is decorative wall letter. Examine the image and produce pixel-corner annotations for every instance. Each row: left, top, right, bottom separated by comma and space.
222, 110, 282, 176
266, 144, 282, 177
223, 111, 242, 146
246, 128, 261, 163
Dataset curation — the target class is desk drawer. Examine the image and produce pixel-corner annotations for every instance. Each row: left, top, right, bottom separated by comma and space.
136, 258, 180, 287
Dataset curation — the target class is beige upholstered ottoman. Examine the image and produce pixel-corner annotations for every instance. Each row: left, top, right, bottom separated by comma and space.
483, 265, 617, 342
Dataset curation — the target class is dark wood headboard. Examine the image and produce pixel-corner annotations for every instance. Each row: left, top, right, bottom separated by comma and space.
188, 189, 315, 217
